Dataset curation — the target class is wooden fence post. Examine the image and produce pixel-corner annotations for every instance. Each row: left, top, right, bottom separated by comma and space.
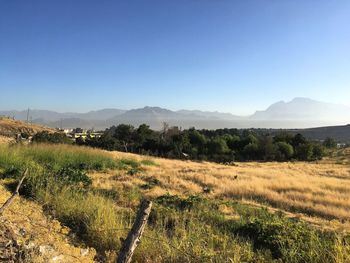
117, 199, 152, 263
0, 168, 28, 216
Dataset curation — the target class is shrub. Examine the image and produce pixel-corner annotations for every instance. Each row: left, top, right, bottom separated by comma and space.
55, 166, 92, 187
323, 137, 337, 149
275, 142, 294, 161
295, 144, 314, 161
32, 131, 72, 144
312, 144, 325, 160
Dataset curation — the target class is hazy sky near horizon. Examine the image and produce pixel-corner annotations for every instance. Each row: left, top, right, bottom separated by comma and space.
0, 1, 349, 114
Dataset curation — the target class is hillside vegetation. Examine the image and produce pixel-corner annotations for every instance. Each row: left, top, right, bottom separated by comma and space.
0, 142, 349, 262
0, 117, 54, 138
0, 183, 96, 262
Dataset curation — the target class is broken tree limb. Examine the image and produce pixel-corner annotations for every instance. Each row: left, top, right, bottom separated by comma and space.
116, 199, 152, 263
0, 168, 28, 216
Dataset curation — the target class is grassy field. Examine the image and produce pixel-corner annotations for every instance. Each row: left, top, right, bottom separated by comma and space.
95, 150, 350, 224
0, 143, 349, 262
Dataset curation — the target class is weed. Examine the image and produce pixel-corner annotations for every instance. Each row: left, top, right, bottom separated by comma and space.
140, 177, 161, 189
140, 159, 157, 166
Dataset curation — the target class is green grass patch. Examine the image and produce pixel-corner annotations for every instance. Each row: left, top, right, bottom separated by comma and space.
140, 159, 157, 166
116, 158, 145, 175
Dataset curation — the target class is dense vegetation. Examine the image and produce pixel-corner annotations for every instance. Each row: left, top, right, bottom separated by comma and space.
0, 144, 349, 262
32, 131, 72, 144
75, 124, 325, 162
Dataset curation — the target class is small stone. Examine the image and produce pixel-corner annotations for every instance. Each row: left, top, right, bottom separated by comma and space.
52, 255, 64, 261
39, 245, 54, 255
80, 248, 89, 256
24, 241, 36, 250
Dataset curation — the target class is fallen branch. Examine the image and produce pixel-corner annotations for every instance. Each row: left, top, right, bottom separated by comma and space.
0, 168, 28, 216
117, 199, 152, 263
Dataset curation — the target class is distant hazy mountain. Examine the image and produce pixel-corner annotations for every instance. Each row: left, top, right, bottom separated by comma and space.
75, 109, 126, 120
0, 109, 126, 122
177, 109, 243, 120
108, 107, 214, 129
116, 106, 179, 120
1, 98, 349, 130
251, 97, 350, 122
0, 109, 70, 121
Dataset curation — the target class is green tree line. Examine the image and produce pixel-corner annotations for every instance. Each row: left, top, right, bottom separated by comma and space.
72, 124, 325, 162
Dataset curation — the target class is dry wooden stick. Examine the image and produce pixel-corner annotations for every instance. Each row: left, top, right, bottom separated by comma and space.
116, 199, 152, 263
0, 168, 28, 216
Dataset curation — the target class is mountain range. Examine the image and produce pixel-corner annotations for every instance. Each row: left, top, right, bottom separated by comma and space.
1, 98, 349, 130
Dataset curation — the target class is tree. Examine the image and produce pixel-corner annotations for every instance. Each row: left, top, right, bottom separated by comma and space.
207, 137, 230, 156
275, 142, 294, 161
241, 131, 258, 152
312, 144, 325, 160
72, 125, 324, 163
323, 137, 336, 149
161, 122, 169, 140
187, 128, 207, 156
95, 133, 119, 151
135, 124, 154, 151
243, 143, 259, 160
274, 132, 294, 144
258, 136, 277, 161
114, 124, 135, 152
32, 131, 71, 144
225, 135, 241, 151
295, 143, 313, 161
292, 134, 307, 148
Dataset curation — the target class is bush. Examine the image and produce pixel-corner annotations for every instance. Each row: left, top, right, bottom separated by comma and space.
275, 142, 294, 161
295, 144, 314, 161
236, 210, 335, 262
55, 166, 92, 186
323, 137, 337, 148
32, 131, 72, 144
312, 144, 325, 160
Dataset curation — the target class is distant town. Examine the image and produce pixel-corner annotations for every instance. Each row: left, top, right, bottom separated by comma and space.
61, 127, 103, 140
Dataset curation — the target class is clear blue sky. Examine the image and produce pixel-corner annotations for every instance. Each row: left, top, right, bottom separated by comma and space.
0, 0, 349, 114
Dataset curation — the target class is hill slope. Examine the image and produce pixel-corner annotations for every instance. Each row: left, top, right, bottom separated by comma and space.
0, 117, 54, 137
290, 124, 350, 143
0, 184, 95, 262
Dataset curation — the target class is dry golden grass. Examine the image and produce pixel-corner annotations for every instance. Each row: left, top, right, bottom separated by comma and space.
0, 181, 96, 262
0, 117, 54, 137
0, 135, 14, 144
90, 150, 350, 231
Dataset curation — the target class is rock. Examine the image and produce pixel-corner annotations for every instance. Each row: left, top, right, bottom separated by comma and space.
80, 248, 89, 256
39, 245, 54, 255
24, 241, 36, 250
51, 254, 64, 261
